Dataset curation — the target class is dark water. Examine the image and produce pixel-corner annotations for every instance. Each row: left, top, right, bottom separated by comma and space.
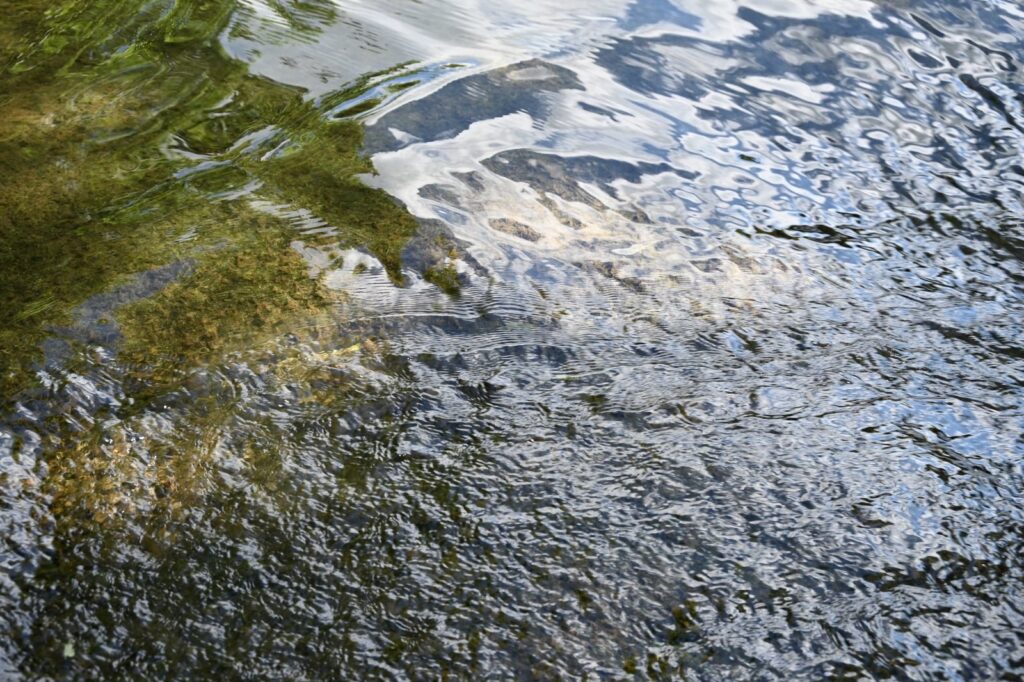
2, 0, 1024, 678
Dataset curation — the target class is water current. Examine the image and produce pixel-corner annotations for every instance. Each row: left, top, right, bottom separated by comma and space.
1, 0, 1023, 678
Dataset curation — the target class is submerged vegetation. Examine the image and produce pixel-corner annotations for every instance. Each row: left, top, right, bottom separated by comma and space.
3, 0, 1024, 677
116, 207, 331, 367
0, 0, 446, 399
0, 4, 456, 671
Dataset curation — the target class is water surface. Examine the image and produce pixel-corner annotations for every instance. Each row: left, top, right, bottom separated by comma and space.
1, 0, 1023, 678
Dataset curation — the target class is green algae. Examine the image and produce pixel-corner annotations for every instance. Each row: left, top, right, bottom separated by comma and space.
0, 7, 471, 670
424, 263, 462, 296
0, 0, 454, 399
116, 207, 331, 367
0, 8, 470, 638
0, 0, 264, 390
249, 118, 421, 281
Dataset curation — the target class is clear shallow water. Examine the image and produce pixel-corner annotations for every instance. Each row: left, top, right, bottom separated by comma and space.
2, 0, 1024, 678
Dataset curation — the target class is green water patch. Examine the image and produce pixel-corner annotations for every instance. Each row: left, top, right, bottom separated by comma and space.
0, 0, 453, 399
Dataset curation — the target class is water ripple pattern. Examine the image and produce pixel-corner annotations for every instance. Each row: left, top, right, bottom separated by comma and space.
2, 0, 1024, 678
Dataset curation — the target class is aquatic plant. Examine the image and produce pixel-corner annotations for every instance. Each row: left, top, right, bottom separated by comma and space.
0, 0, 449, 399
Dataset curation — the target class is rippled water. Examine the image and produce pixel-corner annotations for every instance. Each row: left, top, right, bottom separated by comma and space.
2, 0, 1024, 678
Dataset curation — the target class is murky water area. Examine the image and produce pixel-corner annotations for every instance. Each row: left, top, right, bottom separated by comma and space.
1, 0, 1023, 678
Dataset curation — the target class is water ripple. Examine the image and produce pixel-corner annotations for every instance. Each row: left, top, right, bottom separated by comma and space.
3, 0, 1024, 678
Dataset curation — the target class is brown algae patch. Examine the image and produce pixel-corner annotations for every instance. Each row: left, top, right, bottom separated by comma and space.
489, 218, 542, 242
40, 320, 391, 535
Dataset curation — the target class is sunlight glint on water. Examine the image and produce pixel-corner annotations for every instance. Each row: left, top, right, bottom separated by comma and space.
1, 0, 1023, 677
